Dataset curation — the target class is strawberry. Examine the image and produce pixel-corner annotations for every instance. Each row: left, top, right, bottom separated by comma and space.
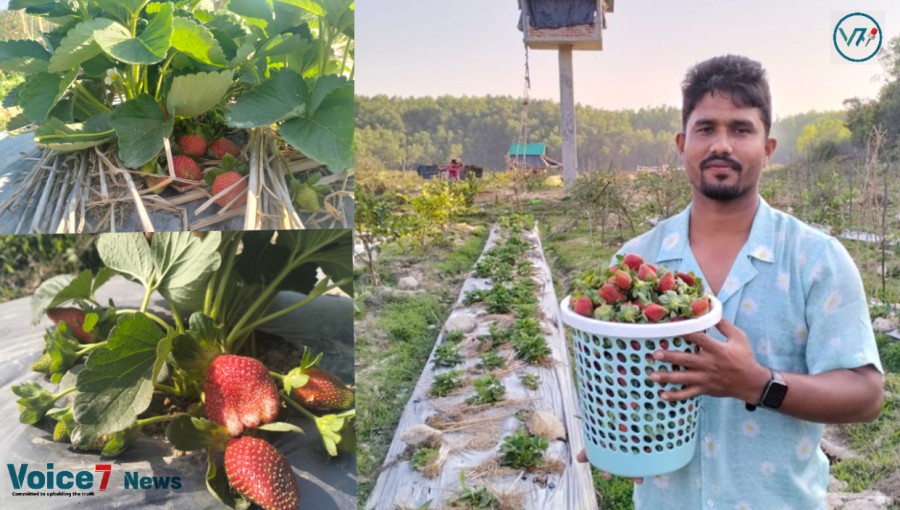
643, 303, 668, 323
622, 253, 644, 271
204, 355, 280, 436
46, 307, 94, 343
691, 297, 710, 317
224, 436, 299, 510
30, 353, 53, 373
293, 368, 355, 412
209, 138, 241, 159
613, 270, 632, 291
52, 420, 70, 443
212, 171, 248, 208
572, 296, 594, 317
599, 283, 625, 304
675, 272, 696, 286
171, 155, 201, 181
637, 264, 657, 282
177, 134, 207, 157
592, 304, 615, 321
658, 271, 675, 292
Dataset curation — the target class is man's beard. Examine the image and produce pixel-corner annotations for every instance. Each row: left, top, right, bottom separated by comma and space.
697, 175, 751, 202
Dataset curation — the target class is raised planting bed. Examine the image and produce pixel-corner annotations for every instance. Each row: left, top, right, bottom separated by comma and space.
366, 214, 596, 510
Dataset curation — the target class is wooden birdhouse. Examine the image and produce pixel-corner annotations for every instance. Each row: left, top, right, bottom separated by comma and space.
517, 0, 612, 51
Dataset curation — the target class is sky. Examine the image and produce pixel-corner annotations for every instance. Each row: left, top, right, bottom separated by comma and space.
357, 0, 900, 119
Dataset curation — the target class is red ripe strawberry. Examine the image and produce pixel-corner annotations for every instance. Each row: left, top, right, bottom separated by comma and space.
294, 368, 355, 412
658, 272, 675, 292
572, 296, 594, 317
204, 355, 279, 436
212, 171, 248, 208
691, 297, 710, 317
209, 138, 241, 159
643, 303, 668, 323
224, 436, 299, 510
177, 134, 207, 157
613, 270, 632, 291
171, 155, 201, 181
46, 307, 93, 343
675, 272, 696, 286
623, 253, 643, 271
637, 264, 657, 281
599, 283, 625, 304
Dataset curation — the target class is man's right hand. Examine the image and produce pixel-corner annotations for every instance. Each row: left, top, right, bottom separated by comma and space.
575, 449, 644, 484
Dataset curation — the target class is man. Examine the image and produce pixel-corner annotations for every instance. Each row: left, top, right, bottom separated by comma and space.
581, 55, 884, 509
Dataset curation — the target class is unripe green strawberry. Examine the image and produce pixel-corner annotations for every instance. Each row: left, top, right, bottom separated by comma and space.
224, 436, 299, 510
53, 420, 70, 442
294, 184, 320, 212
30, 353, 53, 373
338, 421, 356, 454
593, 303, 615, 321
616, 303, 641, 323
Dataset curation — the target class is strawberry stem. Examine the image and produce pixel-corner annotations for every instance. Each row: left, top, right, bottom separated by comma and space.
53, 385, 77, 401
268, 371, 286, 382
116, 309, 171, 332
170, 303, 184, 333
279, 391, 317, 421
75, 341, 107, 357
136, 412, 187, 427
153, 383, 183, 396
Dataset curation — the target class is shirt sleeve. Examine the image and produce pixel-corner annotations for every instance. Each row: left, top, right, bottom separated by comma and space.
803, 237, 883, 375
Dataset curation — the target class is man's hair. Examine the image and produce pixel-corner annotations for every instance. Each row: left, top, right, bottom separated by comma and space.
681, 55, 772, 136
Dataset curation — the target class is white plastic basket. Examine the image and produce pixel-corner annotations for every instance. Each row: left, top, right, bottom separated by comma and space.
560, 295, 722, 477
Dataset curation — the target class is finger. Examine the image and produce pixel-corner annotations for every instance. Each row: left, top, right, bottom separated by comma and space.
652, 349, 697, 367
651, 370, 703, 387
680, 331, 718, 351
661, 385, 703, 401
633, 477, 644, 484
576, 450, 587, 463
714, 318, 747, 343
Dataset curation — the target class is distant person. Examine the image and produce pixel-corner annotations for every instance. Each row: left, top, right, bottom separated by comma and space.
579, 54, 884, 509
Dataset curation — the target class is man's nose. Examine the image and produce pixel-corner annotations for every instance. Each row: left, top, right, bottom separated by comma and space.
709, 129, 733, 155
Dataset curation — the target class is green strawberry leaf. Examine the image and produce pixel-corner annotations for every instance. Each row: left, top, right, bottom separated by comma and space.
34, 114, 116, 153
224, 69, 309, 128
31, 272, 80, 325
206, 451, 251, 509
94, 3, 173, 65
83, 312, 99, 334
151, 232, 223, 313
227, 0, 274, 27
108, 94, 174, 168
46, 323, 83, 383
73, 313, 164, 436
166, 416, 230, 451
47, 18, 115, 72
273, 0, 325, 16
0, 39, 51, 73
257, 422, 305, 434
171, 17, 227, 67
315, 409, 354, 457
166, 69, 234, 119
12, 381, 63, 425
101, 422, 142, 457
283, 368, 309, 394
97, 233, 155, 289
278, 77, 353, 170
256, 32, 311, 58
18, 70, 76, 123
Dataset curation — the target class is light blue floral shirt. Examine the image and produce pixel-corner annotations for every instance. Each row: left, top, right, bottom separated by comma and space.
614, 197, 883, 510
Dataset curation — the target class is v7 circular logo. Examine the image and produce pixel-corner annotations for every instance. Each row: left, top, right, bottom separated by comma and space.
834, 12, 882, 62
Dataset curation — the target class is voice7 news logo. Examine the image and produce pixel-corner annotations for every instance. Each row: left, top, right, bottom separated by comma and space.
833, 12, 883, 62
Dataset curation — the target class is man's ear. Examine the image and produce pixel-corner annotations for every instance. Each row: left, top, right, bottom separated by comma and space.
765, 137, 777, 160
675, 132, 686, 155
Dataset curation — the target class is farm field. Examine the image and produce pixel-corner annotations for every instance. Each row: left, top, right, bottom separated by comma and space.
354, 167, 900, 509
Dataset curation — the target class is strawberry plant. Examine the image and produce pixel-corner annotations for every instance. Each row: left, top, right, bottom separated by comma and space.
519, 372, 541, 391
444, 329, 465, 344
433, 342, 464, 368
477, 351, 505, 371
0, 0, 354, 231
430, 370, 464, 397
410, 446, 439, 472
499, 428, 548, 470
467, 375, 506, 405
12, 230, 353, 508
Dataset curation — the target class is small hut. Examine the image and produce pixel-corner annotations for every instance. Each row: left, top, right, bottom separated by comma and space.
507, 143, 562, 171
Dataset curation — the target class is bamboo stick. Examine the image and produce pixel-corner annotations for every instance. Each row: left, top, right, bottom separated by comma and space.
190, 208, 244, 230
243, 129, 261, 230
29, 154, 59, 233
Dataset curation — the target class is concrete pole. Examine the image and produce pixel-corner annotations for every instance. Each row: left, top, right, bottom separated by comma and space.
559, 45, 578, 193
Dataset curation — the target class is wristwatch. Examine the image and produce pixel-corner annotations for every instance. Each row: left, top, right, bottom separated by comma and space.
745, 368, 788, 411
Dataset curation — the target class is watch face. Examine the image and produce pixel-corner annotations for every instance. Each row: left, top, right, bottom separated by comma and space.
763, 382, 788, 408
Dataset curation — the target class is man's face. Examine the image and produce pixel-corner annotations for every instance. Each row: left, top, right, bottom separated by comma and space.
676, 92, 776, 202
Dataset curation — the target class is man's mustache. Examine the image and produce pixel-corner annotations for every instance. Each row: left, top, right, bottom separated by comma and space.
700, 156, 742, 171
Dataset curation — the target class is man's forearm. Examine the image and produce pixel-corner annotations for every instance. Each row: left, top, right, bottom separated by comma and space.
749, 366, 883, 423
